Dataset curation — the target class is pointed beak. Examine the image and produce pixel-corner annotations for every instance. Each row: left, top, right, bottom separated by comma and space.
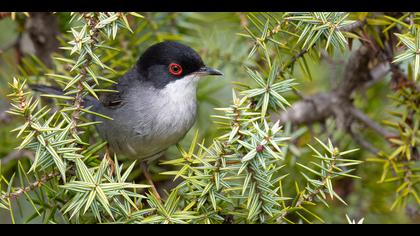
196, 66, 224, 76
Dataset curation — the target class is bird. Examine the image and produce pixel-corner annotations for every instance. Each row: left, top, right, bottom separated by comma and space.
31, 41, 223, 198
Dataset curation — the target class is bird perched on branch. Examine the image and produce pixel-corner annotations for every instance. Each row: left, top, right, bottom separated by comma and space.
31, 41, 223, 199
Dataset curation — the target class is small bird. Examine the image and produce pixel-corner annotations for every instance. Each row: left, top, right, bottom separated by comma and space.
32, 41, 223, 197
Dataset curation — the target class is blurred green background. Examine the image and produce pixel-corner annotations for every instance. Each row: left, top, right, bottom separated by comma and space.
0, 12, 418, 224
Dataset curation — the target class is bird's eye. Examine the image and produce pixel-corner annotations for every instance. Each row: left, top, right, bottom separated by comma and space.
169, 63, 183, 76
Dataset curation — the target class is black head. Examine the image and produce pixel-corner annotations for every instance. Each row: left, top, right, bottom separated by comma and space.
136, 41, 222, 88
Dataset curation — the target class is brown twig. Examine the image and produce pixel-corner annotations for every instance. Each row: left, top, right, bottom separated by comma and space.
350, 107, 396, 138
0, 171, 60, 201
1, 150, 34, 165
275, 44, 394, 148
70, 13, 100, 138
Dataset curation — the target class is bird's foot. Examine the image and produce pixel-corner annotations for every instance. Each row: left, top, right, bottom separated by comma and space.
140, 161, 162, 201
105, 145, 115, 176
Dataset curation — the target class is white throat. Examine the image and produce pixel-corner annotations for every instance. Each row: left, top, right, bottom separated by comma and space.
160, 74, 200, 102
152, 73, 199, 141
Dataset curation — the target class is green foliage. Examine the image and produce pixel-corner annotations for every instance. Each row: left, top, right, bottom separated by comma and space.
0, 12, 419, 224
369, 85, 420, 210
241, 65, 297, 118
61, 157, 148, 222
287, 12, 356, 51
394, 26, 420, 81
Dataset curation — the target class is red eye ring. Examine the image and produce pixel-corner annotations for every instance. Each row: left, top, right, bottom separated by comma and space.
169, 63, 183, 76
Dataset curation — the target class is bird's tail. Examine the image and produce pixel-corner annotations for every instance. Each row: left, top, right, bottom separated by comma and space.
29, 84, 100, 119
29, 84, 64, 96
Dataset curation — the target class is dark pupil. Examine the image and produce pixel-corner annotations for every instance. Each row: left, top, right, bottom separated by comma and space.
173, 66, 179, 72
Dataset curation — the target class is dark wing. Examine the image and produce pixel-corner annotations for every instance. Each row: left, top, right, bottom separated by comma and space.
99, 83, 125, 109
99, 68, 139, 109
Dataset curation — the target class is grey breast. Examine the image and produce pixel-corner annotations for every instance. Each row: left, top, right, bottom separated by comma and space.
95, 78, 198, 161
